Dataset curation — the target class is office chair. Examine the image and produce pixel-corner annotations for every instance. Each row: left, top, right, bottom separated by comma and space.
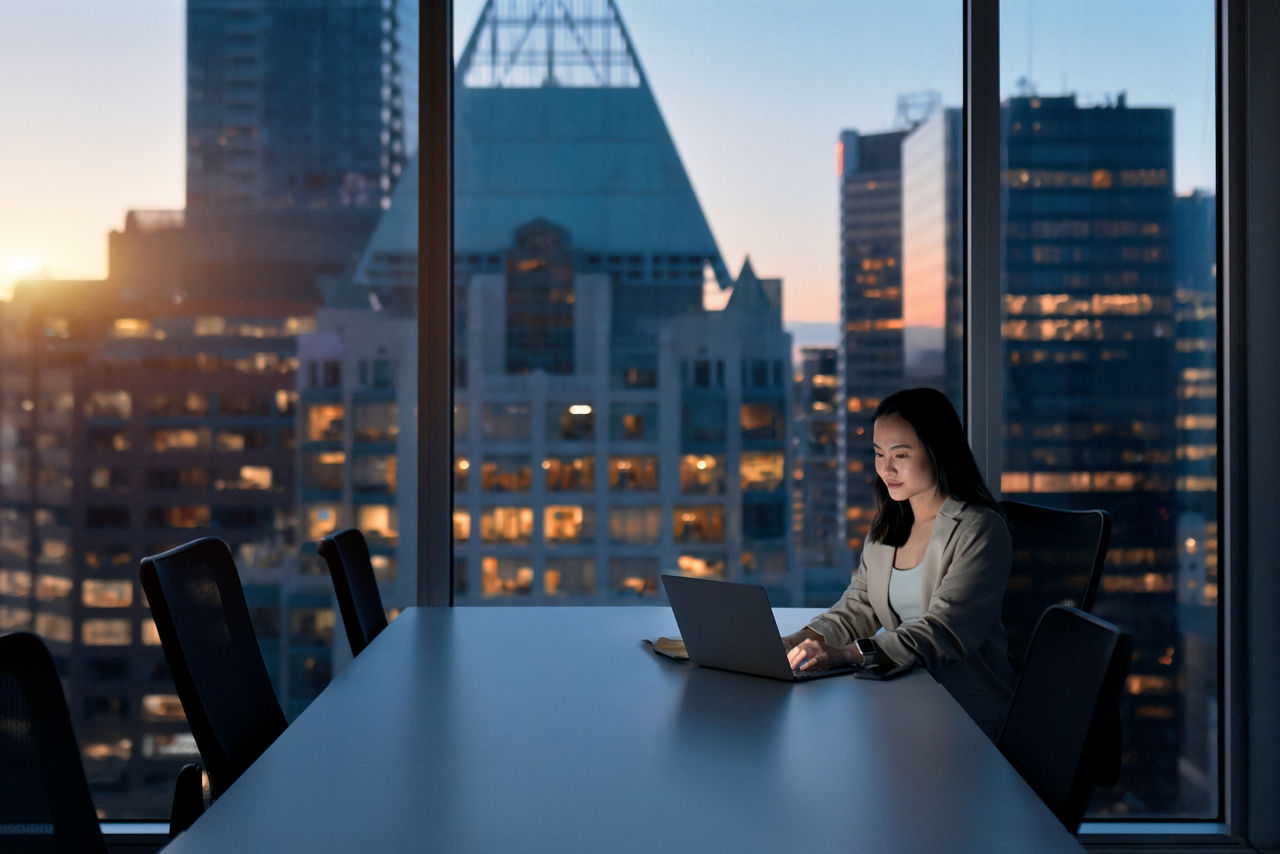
318, 528, 388, 657
0, 631, 108, 854
999, 500, 1110, 674
141, 537, 288, 835
997, 605, 1131, 834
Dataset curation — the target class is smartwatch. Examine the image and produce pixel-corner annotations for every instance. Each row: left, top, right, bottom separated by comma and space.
855, 637, 877, 668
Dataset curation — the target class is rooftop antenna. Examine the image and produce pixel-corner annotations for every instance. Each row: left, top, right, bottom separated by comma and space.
895, 90, 942, 128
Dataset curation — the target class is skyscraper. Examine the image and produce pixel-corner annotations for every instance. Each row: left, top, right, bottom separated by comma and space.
186, 0, 416, 214
1001, 93, 1180, 810
836, 128, 909, 553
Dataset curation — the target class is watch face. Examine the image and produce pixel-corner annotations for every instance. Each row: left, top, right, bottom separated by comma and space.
856, 638, 876, 657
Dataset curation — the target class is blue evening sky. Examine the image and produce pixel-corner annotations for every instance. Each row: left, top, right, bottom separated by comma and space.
0, 0, 1215, 336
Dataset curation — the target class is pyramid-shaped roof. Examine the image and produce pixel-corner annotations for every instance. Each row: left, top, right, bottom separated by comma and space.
455, 0, 731, 287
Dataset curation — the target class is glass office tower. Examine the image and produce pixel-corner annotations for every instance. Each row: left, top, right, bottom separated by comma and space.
187, 0, 416, 213
1001, 93, 1181, 810
836, 128, 910, 553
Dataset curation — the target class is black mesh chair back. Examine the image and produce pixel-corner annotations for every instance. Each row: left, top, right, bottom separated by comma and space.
999, 500, 1110, 673
319, 528, 388, 656
0, 632, 108, 854
140, 537, 287, 798
997, 605, 1131, 833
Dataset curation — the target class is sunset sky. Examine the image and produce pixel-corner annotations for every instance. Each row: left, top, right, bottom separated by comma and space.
1, 0, 1214, 331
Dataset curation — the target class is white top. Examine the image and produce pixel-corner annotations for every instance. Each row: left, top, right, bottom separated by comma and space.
889, 562, 926, 622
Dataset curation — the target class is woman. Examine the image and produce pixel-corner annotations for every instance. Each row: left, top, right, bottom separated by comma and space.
783, 387, 1016, 740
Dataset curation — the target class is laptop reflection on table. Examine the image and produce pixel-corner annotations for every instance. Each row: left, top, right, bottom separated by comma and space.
661, 574, 859, 681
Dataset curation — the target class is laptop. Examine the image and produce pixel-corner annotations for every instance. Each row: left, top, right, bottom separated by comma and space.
661, 574, 859, 681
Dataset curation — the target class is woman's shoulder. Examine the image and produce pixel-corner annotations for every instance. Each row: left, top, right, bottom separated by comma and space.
942, 497, 1010, 536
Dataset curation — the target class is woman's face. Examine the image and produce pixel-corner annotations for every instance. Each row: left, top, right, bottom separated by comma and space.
873, 413, 939, 505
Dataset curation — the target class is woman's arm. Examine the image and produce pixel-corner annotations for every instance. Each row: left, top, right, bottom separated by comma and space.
802, 547, 883, 647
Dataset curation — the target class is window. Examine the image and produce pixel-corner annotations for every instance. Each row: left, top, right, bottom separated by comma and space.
996, 0, 1218, 820
680, 454, 725, 494
543, 456, 595, 492
608, 455, 658, 492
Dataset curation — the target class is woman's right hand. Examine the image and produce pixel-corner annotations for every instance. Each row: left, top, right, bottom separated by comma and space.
780, 627, 822, 652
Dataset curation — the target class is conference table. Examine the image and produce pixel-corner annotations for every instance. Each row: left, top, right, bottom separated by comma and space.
162, 606, 1083, 852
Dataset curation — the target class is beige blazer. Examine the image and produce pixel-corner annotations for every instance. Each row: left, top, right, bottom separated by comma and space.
808, 496, 1016, 740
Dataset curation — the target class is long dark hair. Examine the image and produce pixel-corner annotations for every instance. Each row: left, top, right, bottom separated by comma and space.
867, 387, 1001, 546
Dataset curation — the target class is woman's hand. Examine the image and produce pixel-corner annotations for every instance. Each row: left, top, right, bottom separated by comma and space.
780, 626, 821, 652
786, 637, 857, 672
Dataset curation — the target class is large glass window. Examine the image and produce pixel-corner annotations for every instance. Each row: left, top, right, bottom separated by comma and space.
997, 0, 1218, 819
0, 0, 419, 820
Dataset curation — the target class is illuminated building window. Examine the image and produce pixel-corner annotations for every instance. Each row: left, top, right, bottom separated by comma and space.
84, 390, 132, 419
545, 506, 594, 544
741, 452, 785, 492
140, 619, 161, 647
0, 570, 32, 597
306, 404, 344, 442
34, 613, 72, 643
0, 607, 32, 632
675, 553, 725, 579
608, 507, 661, 545
453, 510, 471, 542
609, 455, 658, 491
142, 694, 185, 722
194, 315, 227, 336
679, 455, 724, 494
146, 391, 209, 418
610, 557, 660, 596
480, 556, 534, 596
216, 428, 271, 451
481, 455, 532, 492
143, 733, 199, 759
36, 575, 73, 602
89, 428, 131, 452
82, 618, 131, 646
90, 467, 130, 489
674, 506, 726, 543
149, 428, 211, 452
229, 465, 274, 490
352, 454, 397, 493
481, 402, 532, 440
111, 318, 154, 339
740, 403, 784, 441
455, 456, 470, 491
83, 579, 133, 608
544, 456, 595, 491
148, 505, 212, 528
479, 507, 533, 544
545, 557, 595, 597
548, 403, 595, 440
354, 401, 399, 442
83, 739, 133, 761
303, 452, 346, 491
357, 505, 397, 545
305, 504, 340, 540
610, 403, 657, 441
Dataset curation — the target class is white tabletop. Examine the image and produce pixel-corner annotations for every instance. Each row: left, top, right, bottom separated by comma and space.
162, 606, 1083, 853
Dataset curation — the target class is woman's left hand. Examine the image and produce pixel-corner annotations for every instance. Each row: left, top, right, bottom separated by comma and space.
786, 637, 856, 672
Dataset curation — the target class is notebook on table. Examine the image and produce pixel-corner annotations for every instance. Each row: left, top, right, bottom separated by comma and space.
660, 574, 859, 681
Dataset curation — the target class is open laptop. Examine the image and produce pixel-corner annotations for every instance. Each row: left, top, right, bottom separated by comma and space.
661, 574, 859, 681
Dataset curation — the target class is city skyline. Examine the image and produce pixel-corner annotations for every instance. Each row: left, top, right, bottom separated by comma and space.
1, 0, 1215, 326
